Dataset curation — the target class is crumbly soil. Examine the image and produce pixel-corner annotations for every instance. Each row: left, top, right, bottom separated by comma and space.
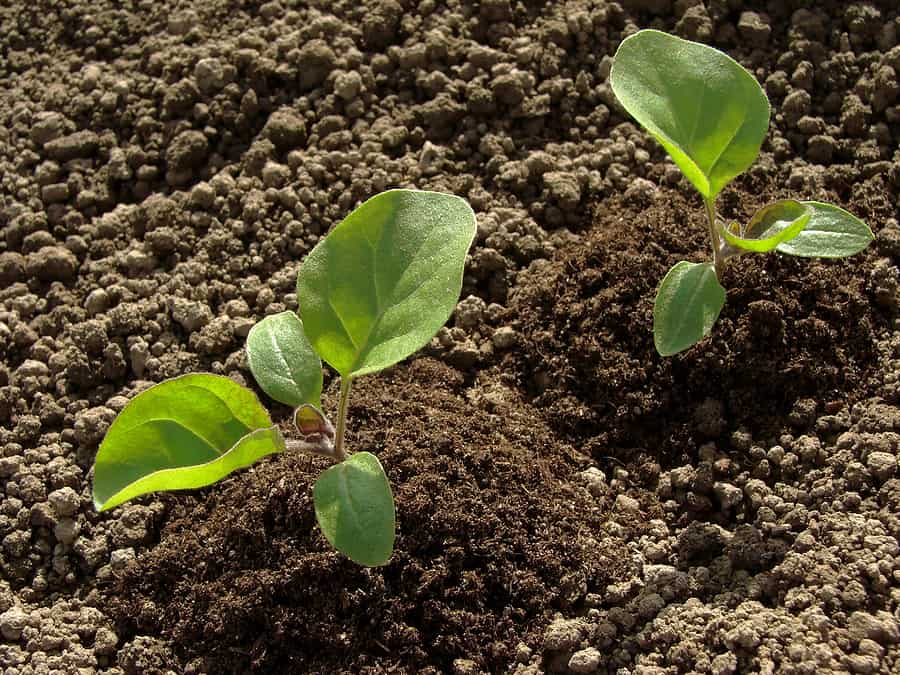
1, 1, 899, 674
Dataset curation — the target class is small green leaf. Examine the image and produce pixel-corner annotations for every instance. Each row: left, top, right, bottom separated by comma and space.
722, 199, 810, 253
313, 451, 395, 567
298, 189, 476, 379
93, 374, 282, 511
654, 261, 726, 356
776, 201, 874, 258
247, 311, 322, 407
610, 29, 770, 200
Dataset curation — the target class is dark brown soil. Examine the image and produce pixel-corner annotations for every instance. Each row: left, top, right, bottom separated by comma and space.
2, 1, 899, 674
109, 360, 636, 673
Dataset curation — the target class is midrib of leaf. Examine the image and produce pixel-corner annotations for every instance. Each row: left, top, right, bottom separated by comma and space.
267, 329, 291, 378
327, 293, 361, 350
345, 223, 445, 375
668, 266, 715, 347
704, 106, 748, 188
685, 75, 706, 153
337, 464, 363, 533
635, 62, 686, 149
117, 385, 252, 457
124, 418, 224, 460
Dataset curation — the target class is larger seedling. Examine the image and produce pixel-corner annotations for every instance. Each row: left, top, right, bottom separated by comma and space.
92, 189, 476, 566
610, 30, 873, 356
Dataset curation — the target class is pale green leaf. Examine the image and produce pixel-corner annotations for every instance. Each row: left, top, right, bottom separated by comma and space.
654, 261, 726, 356
298, 189, 476, 378
93, 374, 280, 510
95, 426, 284, 512
722, 199, 810, 253
247, 311, 322, 407
776, 201, 874, 258
313, 451, 395, 567
610, 29, 770, 200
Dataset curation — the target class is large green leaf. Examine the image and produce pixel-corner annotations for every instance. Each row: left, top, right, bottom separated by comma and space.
610, 29, 770, 200
313, 451, 395, 567
722, 200, 810, 254
775, 201, 874, 258
93, 374, 282, 510
247, 311, 322, 407
654, 261, 726, 356
297, 189, 476, 378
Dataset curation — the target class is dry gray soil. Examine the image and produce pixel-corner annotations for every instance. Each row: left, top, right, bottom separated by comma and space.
1, 0, 900, 673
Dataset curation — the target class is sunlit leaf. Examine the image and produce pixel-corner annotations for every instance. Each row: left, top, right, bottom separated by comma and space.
611, 29, 770, 200
298, 189, 476, 378
93, 374, 282, 511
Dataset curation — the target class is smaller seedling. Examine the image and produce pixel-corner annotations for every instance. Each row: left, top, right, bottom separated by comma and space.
610, 30, 874, 356
92, 189, 476, 566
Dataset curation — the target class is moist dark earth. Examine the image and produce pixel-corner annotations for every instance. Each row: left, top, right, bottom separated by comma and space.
1, 1, 899, 673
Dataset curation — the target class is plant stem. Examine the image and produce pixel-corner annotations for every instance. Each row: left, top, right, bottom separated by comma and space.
705, 197, 724, 279
333, 377, 352, 461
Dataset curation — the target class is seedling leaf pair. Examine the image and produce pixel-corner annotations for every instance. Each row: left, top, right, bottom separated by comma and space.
611, 30, 874, 355
92, 189, 477, 568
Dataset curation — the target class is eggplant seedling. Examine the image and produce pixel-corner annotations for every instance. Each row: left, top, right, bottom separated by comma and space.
92, 189, 477, 566
610, 30, 874, 356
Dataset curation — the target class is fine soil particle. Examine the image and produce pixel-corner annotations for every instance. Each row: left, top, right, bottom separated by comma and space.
1, 0, 899, 673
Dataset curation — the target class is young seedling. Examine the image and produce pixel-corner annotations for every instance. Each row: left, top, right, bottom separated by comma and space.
92, 189, 477, 566
610, 30, 874, 356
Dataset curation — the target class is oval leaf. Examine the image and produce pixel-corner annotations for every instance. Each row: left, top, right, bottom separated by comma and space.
313, 451, 395, 567
775, 201, 874, 258
247, 311, 322, 407
610, 30, 770, 200
93, 374, 280, 510
722, 199, 810, 253
298, 189, 476, 378
654, 261, 726, 356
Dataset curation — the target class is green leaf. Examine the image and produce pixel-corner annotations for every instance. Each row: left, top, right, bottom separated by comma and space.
246, 311, 322, 407
721, 199, 810, 253
654, 261, 726, 356
610, 29, 770, 200
298, 189, 476, 378
313, 451, 395, 567
93, 374, 282, 511
775, 201, 874, 258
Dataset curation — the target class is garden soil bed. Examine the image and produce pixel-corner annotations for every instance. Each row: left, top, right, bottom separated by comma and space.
1, 1, 899, 673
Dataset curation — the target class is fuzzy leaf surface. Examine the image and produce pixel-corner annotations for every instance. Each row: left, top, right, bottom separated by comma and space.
610, 29, 769, 200
93, 374, 281, 510
654, 261, 726, 356
775, 201, 874, 258
247, 311, 322, 407
298, 189, 476, 378
313, 451, 395, 567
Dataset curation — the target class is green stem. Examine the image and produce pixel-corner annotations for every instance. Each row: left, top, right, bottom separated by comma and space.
705, 197, 724, 279
333, 377, 352, 461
